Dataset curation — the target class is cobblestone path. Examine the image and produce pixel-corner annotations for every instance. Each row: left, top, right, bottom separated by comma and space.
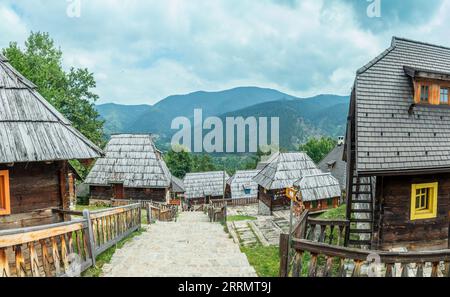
102, 212, 257, 277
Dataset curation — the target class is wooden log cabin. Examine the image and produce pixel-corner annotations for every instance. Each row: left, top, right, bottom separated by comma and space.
253, 152, 323, 215
183, 171, 229, 205
85, 134, 172, 203
0, 53, 103, 230
345, 37, 450, 251
293, 173, 341, 212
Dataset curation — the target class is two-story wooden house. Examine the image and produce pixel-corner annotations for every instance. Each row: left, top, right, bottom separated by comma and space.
345, 37, 450, 251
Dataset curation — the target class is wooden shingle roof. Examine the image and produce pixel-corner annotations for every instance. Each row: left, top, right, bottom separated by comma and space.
253, 152, 322, 190
294, 173, 341, 202
318, 144, 346, 190
355, 37, 450, 174
227, 170, 259, 199
0, 53, 103, 164
183, 171, 229, 199
85, 134, 171, 188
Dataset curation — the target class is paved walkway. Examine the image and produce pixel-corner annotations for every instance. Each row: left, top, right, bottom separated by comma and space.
101, 212, 257, 277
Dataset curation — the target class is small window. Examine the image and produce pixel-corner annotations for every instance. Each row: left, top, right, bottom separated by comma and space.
327, 198, 333, 207
244, 188, 251, 195
440, 88, 449, 104
420, 85, 430, 102
410, 183, 438, 220
0, 170, 11, 216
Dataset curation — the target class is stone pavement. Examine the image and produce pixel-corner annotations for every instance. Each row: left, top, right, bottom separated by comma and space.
101, 212, 257, 277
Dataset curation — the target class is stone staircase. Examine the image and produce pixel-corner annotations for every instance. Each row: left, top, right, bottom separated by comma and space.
102, 212, 257, 277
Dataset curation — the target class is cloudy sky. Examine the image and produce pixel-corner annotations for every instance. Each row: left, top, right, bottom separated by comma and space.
0, 0, 448, 105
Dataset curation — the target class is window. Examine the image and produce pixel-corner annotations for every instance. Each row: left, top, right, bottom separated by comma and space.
410, 183, 438, 220
244, 188, 251, 195
311, 201, 318, 209
440, 88, 449, 104
420, 85, 430, 102
0, 170, 11, 216
327, 198, 334, 207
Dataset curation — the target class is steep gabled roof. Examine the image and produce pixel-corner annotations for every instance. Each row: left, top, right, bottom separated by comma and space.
85, 134, 171, 188
183, 171, 229, 199
0, 53, 103, 163
354, 37, 450, 173
227, 170, 259, 199
253, 152, 322, 190
294, 173, 341, 202
318, 144, 346, 190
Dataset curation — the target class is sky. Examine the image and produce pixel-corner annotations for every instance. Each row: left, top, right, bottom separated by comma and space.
0, 0, 449, 105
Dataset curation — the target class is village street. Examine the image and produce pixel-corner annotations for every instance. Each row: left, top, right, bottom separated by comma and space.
101, 212, 257, 277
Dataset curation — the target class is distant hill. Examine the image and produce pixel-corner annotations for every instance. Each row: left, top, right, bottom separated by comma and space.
96, 87, 349, 150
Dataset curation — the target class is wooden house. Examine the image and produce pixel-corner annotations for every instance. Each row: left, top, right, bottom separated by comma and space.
253, 152, 323, 215
0, 53, 103, 230
85, 134, 171, 202
183, 171, 229, 205
293, 173, 341, 212
318, 142, 347, 192
225, 170, 259, 200
345, 37, 450, 251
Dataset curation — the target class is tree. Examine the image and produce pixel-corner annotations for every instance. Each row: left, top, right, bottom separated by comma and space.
192, 154, 216, 172
2, 32, 105, 146
164, 147, 192, 178
300, 137, 337, 164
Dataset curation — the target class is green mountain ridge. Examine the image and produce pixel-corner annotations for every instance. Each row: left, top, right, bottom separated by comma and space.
96, 87, 349, 150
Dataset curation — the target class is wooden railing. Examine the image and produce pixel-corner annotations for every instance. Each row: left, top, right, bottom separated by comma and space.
211, 197, 258, 208
280, 210, 450, 277
111, 199, 178, 223
290, 239, 450, 277
0, 204, 141, 277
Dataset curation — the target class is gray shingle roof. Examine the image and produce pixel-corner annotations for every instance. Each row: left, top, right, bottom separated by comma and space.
183, 171, 229, 199
253, 152, 322, 190
294, 173, 341, 202
318, 144, 346, 190
0, 53, 103, 164
355, 37, 450, 173
171, 175, 185, 193
227, 170, 259, 199
85, 134, 171, 188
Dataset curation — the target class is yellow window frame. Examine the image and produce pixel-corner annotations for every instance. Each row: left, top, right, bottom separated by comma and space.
410, 182, 438, 220
0, 170, 11, 216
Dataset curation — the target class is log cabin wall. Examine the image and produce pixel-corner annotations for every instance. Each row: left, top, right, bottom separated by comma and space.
373, 173, 450, 251
303, 197, 339, 212
0, 161, 68, 230
89, 185, 168, 202
257, 186, 290, 211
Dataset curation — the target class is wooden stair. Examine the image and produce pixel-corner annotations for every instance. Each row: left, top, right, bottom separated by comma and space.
346, 174, 374, 249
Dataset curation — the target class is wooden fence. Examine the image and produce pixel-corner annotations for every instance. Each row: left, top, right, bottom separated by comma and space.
0, 203, 141, 277
279, 210, 450, 277
207, 203, 227, 223
111, 199, 177, 222
210, 197, 258, 208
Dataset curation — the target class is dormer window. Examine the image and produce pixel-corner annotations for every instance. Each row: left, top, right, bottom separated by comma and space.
440, 88, 449, 104
420, 85, 430, 102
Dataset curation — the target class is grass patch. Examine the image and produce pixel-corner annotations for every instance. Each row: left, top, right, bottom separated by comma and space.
75, 204, 110, 212
318, 204, 347, 220
240, 245, 280, 277
82, 228, 145, 277
227, 215, 257, 222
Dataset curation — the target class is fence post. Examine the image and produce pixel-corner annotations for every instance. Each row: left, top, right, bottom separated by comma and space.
138, 205, 142, 228
146, 203, 151, 224
83, 209, 96, 267
279, 233, 289, 277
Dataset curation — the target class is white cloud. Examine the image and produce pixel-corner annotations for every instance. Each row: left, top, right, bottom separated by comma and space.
0, 0, 448, 104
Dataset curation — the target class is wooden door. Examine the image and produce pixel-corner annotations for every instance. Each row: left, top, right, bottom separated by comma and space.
113, 184, 125, 199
